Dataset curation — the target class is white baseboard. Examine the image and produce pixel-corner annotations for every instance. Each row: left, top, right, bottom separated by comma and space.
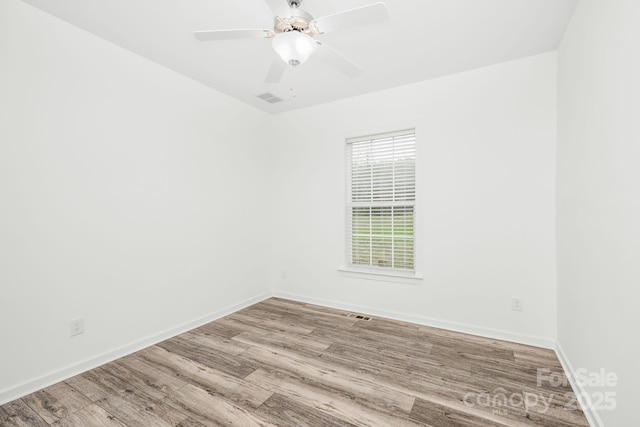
272, 291, 556, 349
0, 292, 271, 406
555, 342, 604, 427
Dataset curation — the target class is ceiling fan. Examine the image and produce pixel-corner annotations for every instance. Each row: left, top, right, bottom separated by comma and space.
194, 0, 389, 83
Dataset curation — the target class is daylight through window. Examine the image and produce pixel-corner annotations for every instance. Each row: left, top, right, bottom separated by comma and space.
346, 129, 416, 271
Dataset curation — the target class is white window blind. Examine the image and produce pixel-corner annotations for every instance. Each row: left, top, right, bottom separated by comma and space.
346, 129, 416, 271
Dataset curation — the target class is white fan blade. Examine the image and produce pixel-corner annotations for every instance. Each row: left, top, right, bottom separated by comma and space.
312, 2, 389, 34
263, 0, 288, 16
265, 58, 287, 83
315, 41, 362, 79
194, 29, 272, 42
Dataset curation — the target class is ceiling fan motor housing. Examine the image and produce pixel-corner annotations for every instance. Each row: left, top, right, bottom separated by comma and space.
274, 14, 318, 35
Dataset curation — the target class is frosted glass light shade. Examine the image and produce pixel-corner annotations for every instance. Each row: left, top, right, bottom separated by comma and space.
272, 31, 317, 67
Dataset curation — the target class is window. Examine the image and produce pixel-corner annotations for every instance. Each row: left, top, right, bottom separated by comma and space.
346, 129, 416, 272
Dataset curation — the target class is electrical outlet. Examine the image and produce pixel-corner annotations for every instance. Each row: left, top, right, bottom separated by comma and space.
70, 317, 84, 337
511, 297, 523, 312
281, 270, 287, 279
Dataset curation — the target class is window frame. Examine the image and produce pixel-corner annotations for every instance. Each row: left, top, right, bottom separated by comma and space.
338, 126, 423, 284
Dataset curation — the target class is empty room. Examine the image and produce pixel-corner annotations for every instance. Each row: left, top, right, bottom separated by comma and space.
0, 0, 636, 426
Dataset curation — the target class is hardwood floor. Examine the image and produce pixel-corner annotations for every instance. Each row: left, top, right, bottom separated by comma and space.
1, 298, 590, 426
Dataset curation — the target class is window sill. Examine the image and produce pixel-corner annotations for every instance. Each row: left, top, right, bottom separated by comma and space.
338, 267, 423, 285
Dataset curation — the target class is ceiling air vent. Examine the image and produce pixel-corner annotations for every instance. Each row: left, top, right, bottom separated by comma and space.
257, 93, 283, 104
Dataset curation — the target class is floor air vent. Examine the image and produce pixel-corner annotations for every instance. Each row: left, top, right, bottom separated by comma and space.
257, 92, 283, 104
347, 313, 372, 321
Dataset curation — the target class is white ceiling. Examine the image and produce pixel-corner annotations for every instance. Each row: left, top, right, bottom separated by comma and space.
22, 0, 578, 114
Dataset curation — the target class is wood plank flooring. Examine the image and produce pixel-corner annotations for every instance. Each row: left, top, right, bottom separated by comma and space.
0, 298, 590, 426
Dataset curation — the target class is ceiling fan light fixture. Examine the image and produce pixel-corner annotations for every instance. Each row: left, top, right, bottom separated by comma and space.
272, 31, 317, 67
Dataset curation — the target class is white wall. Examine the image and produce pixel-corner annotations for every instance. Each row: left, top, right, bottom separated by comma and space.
270, 52, 558, 346
0, 0, 271, 403
557, 1, 640, 426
